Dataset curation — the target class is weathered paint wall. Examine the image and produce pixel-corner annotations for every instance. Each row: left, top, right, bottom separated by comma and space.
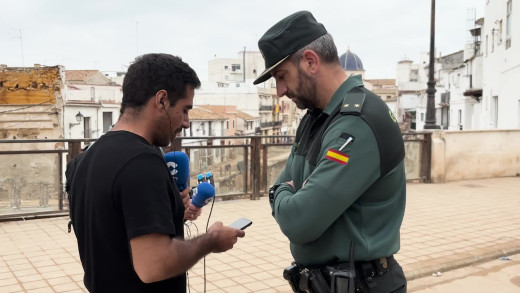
431, 130, 520, 182
0, 67, 65, 212
0, 67, 61, 104
0, 66, 64, 142
0, 154, 60, 209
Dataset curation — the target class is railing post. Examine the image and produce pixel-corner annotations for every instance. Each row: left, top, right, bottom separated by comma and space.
420, 133, 432, 183
251, 137, 262, 200
172, 138, 182, 151
59, 152, 64, 211
262, 145, 268, 192
68, 141, 82, 161
244, 146, 249, 195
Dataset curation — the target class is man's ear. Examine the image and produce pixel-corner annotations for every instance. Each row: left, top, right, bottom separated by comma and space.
155, 90, 168, 109
301, 50, 320, 74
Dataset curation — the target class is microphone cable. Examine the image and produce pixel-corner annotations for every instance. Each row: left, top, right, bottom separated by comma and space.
163, 100, 215, 293
161, 100, 175, 144
203, 195, 216, 293
184, 221, 199, 293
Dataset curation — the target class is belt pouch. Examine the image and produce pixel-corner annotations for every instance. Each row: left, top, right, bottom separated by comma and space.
308, 269, 329, 293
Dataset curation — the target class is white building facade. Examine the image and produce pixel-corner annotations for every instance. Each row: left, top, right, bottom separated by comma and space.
64, 84, 122, 139
482, 0, 519, 129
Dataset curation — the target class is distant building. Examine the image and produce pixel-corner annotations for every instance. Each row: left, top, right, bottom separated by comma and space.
199, 50, 298, 138
64, 70, 122, 139
0, 64, 64, 141
481, 0, 519, 129
338, 49, 400, 128
365, 79, 399, 121
339, 49, 366, 78
208, 50, 264, 83
396, 1, 519, 131
197, 105, 259, 138
181, 107, 227, 172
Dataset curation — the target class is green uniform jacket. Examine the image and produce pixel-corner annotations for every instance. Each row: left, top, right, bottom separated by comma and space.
272, 75, 406, 266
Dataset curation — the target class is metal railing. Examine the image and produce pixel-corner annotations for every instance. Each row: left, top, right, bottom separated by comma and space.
0, 133, 431, 220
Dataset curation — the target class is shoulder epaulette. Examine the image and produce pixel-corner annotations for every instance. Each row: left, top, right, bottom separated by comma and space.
340, 91, 366, 115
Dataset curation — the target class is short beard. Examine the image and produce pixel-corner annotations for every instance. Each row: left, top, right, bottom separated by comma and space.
291, 67, 317, 110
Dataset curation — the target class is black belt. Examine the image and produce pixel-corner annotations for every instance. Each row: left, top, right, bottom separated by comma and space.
340, 255, 395, 276
284, 255, 396, 293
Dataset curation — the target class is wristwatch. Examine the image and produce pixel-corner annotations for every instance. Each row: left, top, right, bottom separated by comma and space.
268, 183, 282, 205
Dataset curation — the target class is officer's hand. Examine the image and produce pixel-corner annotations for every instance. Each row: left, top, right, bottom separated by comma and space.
285, 180, 295, 189
207, 221, 245, 253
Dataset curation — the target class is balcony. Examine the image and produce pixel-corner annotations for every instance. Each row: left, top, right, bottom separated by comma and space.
260, 121, 273, 128
259, 105, 273, 112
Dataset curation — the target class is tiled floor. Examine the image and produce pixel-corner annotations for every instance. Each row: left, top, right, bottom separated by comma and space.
1, 177, 520, 292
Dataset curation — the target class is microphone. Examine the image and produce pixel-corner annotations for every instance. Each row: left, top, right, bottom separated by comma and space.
164, 151, 190, 191
197, 173, 206, 184
191, 182, 215, 208
205, 172, 214, 186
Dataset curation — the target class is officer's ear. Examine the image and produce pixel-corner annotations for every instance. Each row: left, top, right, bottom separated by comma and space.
301, 50, 320, 74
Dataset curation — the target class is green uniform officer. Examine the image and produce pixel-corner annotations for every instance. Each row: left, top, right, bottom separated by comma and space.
254, 11, 407, 293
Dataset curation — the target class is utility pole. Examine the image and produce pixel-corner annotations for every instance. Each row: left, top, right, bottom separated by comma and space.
18, 29, 25, 67
424, 0, 440, 129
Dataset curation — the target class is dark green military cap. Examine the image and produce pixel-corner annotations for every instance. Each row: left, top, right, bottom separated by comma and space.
253, 11, 327, 85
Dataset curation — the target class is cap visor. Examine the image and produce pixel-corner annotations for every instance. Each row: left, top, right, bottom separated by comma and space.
253, 55, 290, 85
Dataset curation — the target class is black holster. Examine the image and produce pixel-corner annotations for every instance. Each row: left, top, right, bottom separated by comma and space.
323, 265, 356, 293
283, 262, 356, 293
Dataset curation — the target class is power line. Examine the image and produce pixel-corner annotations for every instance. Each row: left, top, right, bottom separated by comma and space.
0, 98, 55, 114
5, 105, 55, 128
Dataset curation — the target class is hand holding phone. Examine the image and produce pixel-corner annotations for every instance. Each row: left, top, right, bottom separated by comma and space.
229, 217, 252, 230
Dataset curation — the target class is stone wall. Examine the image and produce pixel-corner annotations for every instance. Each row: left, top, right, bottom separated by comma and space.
431, 129, 520, 182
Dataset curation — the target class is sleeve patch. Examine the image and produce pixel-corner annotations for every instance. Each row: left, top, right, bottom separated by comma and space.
326, 149, 350, 165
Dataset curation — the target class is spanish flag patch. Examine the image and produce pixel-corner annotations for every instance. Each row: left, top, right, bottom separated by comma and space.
326, 149, 349, 165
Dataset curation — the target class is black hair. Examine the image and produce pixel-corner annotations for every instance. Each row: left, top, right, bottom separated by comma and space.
120, 53, 201, 115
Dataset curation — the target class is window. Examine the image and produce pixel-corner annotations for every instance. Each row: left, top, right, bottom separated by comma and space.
486, 35, 489, 56
102, 112, 112, 133
224, 65, 228, 70
231, 64, 241, 71
226, 121, 229, 129
83, 117, 91, 138
491, 29, 495, 52
498, 20, 503, 44
232, 120, 235, 128
506, 0, 512, 49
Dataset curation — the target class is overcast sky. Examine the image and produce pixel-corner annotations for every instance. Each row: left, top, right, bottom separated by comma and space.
1, 0, 484, 80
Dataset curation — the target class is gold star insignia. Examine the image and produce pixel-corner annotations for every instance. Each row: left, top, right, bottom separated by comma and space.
344, 104, 349, 108
355, 104, 360, 108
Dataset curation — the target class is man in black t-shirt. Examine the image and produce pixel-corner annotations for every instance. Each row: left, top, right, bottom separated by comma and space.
70, 53, 245, 293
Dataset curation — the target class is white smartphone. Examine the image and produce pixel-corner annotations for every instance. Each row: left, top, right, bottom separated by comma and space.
229, 217, 252, 230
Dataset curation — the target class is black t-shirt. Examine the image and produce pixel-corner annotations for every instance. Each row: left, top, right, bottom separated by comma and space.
70, 131, 186, 293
